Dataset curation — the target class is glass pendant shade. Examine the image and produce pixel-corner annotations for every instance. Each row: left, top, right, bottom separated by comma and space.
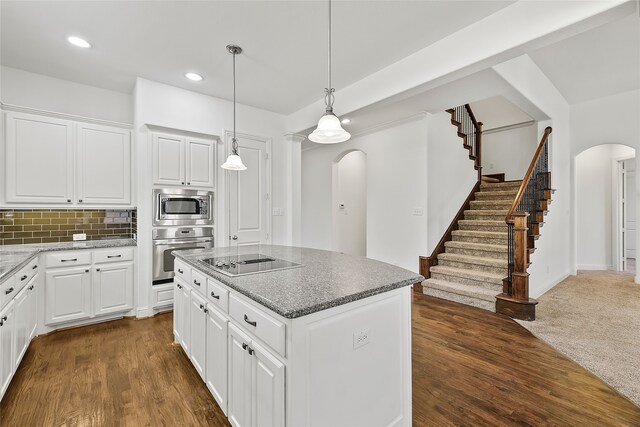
221, 153, 247, 171
308, 113, 351, 144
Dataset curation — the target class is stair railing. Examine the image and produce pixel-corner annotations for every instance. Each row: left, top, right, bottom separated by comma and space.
449, 104, 483, 181
503, 127, 552, 303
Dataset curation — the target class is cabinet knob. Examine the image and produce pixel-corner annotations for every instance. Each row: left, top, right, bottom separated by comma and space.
79, 199, 83, 203
96, 268, 101, 272
242, 343, 248, 351
1, 316, 6, 321
181, 182, 185, 185
177, 269, 183, 274
199, 304, 204, 311
85, 269, 90, 273
177, 283, 182, 289
29, 285, 34, 291
67, 199, 71, 203
187, 182, 191, 185
203, 308, 208, 313
247, 346, 254, 356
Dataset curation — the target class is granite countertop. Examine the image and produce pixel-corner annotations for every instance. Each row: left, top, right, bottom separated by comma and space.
0, 238, 137, 285
173, 245, 424, 319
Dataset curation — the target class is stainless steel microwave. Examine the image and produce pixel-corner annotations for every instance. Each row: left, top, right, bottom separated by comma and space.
153, 188, 213, 226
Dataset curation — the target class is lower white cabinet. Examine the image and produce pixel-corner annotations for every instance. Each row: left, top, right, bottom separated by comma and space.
179, 281, 191, 354
189, 291, 207, 381
13, 278, 36, 368
0, 300, 15, 398
206, 304, 228, 415
93, 262, 134, 316
228, 324, 253, 427
45, 267, 92, 325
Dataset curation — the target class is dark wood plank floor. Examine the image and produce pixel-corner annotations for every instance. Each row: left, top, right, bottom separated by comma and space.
2, 294, 639, 426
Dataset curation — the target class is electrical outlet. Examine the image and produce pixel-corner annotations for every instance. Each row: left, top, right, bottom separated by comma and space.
353, 328, 371, 349
412, 207, 424, 216
73, 233, 87, 241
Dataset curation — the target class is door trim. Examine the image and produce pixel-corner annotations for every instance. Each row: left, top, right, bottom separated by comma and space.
222, 130, 272, 247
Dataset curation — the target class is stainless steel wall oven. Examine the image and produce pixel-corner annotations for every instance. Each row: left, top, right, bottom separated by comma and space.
152, 227, 214, 284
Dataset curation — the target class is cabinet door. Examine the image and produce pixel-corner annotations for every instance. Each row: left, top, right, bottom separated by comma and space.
252, 341, 285, 427
45, 267, 92, 325
180, 283, 191, 354
93, 262, 133, 317
153, 134, 185, 186
77, 123, 131, 205
173, 281, 183, 344
5, 112, 73, 203
189, 291, 207, 381
0, 301, 15, 398
186, 138, 215, 188
206, 305, 228, 414
12, 287, 29, 368
27, 278, 37, 340
228, 324, 253, 427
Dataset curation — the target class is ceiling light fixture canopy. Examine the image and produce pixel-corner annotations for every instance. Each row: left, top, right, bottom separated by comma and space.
308, 0, 350, 144
221, 44, 247, 171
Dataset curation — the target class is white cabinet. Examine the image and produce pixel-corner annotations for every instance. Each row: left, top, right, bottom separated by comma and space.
179, 280, 191, 354
12, 286, 30, 368
45, 267, 92, 325
77, 123, 131, 205
206, 304, 228, 414
189, 291, 207, 381
93, 262, 134, 316
0, 300, 15, 398
4, 111, 132, 206
228, 324, 284, 427
153, 133, 215, 188
5, 112, 74, 204
27, 278, 37, 340
173, 280, 185, 344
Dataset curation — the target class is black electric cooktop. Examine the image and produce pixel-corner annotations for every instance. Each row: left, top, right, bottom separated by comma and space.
201, 253, 302, 277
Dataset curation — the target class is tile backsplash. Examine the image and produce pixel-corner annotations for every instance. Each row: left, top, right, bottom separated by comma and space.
0, 209, 137, 245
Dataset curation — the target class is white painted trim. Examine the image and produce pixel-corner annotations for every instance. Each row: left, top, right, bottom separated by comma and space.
0, 102, 133, 129
483, 120, 536, 135
530, 272, 571, 299
136, 307, 153, 318
576, 264, 613, 271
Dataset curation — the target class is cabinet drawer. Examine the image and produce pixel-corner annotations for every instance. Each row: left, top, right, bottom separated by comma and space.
174, 260, 191, 284
206, 278, 229, 313
94, 247, 134, 264
229, 295, 285, 357
152, 283, 174, 308
16, 257, 39, 289
0, 275, 16, 310
45, 251, 92, 268
191, 269, 206, 296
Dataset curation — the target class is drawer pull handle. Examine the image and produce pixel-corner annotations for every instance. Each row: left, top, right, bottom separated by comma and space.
32, 265, 38, 270
178, 269, 184, 274
210, 292, 220, 300
244, 314, 257, 327
193, 280, 201, 286
5, 287, 14, 295
242, 343, 248, 350
61, 258, 78, 262
247, 346, 254, 356
107, 255, 122, 258
20, 275, 28, 281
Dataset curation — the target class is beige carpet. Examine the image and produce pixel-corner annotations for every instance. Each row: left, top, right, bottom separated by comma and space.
517, 270, 640, 407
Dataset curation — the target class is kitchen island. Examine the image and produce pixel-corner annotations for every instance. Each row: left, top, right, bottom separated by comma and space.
173, 245, 423, 427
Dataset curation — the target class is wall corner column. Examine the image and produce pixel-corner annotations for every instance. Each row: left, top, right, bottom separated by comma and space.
284, 133, 305, 246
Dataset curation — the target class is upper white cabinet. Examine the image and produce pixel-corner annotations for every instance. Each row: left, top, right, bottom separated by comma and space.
77, 123, 131, 205
152, 132, 215, 188
4, 111, 132, 206
5, 112, 74, 203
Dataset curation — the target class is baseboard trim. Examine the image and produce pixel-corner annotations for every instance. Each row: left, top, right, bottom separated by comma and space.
531, 272, 571, 299
136, 307, 152, 318
577, 264, 613, 271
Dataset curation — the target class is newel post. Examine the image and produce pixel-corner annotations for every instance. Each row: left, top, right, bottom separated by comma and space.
511, 212, 529, 300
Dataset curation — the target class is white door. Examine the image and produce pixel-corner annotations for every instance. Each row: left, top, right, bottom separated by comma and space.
93, 263, 133, 316
27, 279, 37, 340
228, 133, 270, 248
186, 138, 215, 188
180, 283, 191, 354
206, 304, 228, 414
189, 291, 207, 381
626, 170, 636, 259
45, 267, 92, 325
0, 301, 15, 398
252, 341, 285, 427
5, 112, 74, 204
12, 287, 29, 368
153, 134, 186, 186
228, 324, 252, 427
77, 123, 131, 205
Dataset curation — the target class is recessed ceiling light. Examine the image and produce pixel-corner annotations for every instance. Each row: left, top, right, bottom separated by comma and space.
185, 72, 203, 82
341, 118, 351, 124
67, 36, 91, 48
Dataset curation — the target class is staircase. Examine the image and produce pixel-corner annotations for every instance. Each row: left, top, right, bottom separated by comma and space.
423, 180, 521, 310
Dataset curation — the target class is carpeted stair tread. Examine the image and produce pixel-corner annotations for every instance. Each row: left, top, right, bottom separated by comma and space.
469, 200, 513, 210
430, 265, 504, 285
423, 278, 497, 302
479, 181, 522, 191
437, 252, 508, 267
445, 241, 508, 252
451, 230, 508, 239
475, 190, 519, 199
458, 219, 508, 227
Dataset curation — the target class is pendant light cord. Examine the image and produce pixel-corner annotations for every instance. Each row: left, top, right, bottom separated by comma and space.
232, 50, 238, 155
324, 0, 335, 113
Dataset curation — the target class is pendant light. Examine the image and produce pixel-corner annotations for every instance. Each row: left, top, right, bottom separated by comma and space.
308, 0, 350, 144
222, 45, 247, 171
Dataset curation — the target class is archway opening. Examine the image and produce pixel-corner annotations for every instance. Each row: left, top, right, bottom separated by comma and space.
332, 150, 367, 256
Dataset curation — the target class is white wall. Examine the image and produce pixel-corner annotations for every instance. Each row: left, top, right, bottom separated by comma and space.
302, 116, 428, 272
482, 124, 538, 181
134, 78, 287, 316
333, 151, 367, 256
426, 111, 477, 252
0, 66, 133, 124
576, 144, 634, 270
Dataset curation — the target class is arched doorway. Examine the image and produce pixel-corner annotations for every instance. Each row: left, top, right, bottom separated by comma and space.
332, 150, 367, 256
575, 143, 636, 272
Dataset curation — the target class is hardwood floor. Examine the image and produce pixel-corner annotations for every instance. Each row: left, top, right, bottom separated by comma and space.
2, 295, 639, 426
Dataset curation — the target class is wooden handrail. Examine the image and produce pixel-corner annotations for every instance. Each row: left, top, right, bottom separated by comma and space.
505, 127, 552, 221
465, 104, 480, 129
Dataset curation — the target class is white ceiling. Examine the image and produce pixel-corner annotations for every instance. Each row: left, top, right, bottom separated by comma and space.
0, 0, 515, 114
529, 14, 640, 104
469, 96, 533, 131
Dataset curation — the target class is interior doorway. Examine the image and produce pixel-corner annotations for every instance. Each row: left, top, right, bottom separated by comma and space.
616, 158, 636, 273
332, 150, 367, 256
